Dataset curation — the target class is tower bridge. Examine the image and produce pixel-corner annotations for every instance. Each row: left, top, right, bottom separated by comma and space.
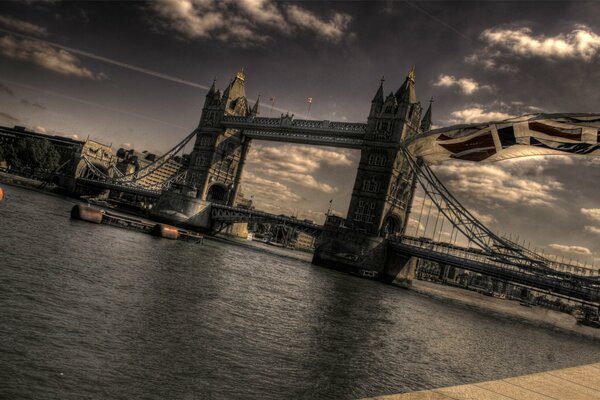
60, 68, 600, 305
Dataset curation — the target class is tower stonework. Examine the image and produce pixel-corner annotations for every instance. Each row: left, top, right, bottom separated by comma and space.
346, 71, 422, 237
186, 70, 252, 205
313, 70, 429, 283
150, 70, 256, 231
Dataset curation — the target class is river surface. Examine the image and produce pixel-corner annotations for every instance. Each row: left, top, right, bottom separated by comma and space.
1, 184, 599, 400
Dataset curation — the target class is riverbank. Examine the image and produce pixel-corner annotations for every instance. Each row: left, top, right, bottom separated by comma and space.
412, 279, 600, 340
363, 361, 600, 399
0, 171, 48, 190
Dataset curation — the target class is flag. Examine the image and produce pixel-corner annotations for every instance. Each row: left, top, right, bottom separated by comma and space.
307, 97, 313, 104
269, 97, 275, 102
406, 113, 600, 163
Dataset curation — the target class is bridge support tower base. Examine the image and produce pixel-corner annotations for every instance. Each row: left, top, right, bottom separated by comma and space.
150, 186, 213, 232
312, 226, 416, 286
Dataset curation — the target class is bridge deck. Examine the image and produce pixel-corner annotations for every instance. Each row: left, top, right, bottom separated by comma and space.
76, 178, 161, 198
362, 362, 600, 400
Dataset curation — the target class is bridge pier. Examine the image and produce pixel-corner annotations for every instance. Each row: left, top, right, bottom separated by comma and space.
312, 223, 416, 285
150, 186, 213, 231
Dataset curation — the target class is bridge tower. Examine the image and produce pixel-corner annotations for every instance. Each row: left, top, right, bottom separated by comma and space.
313, 69, 433, 282
346, 69, 426, 237
186, 69, 254, 205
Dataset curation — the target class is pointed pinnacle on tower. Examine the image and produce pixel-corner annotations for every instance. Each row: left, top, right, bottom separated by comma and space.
236, 67, 245, 81
251, 94, 261, 117
208, 78, 216, 95
420, 97, 433, 132
408, 65, 415, 82
372, 76, 385, 103
395, 67, 417, 104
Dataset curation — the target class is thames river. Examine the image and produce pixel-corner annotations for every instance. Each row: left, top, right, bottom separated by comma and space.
1, 184, 599, 399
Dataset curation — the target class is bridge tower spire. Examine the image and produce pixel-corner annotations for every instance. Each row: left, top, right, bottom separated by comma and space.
420, 97, 433, 132
345, 70, 423, 237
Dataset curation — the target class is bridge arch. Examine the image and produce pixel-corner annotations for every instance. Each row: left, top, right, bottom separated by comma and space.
381, 214, 403, 237
206, 182, 229, 204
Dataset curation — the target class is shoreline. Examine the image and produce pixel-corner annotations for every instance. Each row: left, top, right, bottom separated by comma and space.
411, 279, 600, 340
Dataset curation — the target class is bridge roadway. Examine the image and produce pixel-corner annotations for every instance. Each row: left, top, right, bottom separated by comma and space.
76, 178, 162, 198
211, 204, 323, 235
391, 236, 600, 304
220, 115, 367, 149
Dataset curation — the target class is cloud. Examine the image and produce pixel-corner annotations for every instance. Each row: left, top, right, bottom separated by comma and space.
20, 99, 46, 110
432, 162, 563, 208
0, 35, 107, 80
263, 168, 337, 193
447, 107, 513, 124
433, 74, 491, 95
407, 217, 425, 235
0, 82, 14, 96
241, 170, 302, 208
467, 25, 600, 71
246, 144, 352, 193
548, 243, 592, 256
581, 208, 600, 222
149, 0, 352, 46
0, 111, 20, 124
584, 226, 600, 235
285, 5, 352, 42
0, 15, 48, 37
249, 144, 352, 173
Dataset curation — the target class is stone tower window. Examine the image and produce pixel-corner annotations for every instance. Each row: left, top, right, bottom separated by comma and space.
354, 200, 376, 223
368, 154, 387, 167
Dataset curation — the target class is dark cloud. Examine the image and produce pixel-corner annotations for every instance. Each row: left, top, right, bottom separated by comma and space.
0, 15, 48, 36
0, 111, 20, 124
0, 82, 14, 96
20, 98, 46, 109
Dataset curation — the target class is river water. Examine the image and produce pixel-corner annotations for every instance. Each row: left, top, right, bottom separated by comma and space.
1, 184, 599, 400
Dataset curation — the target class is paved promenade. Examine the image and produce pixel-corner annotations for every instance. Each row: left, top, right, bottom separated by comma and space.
364, 362, 600, 400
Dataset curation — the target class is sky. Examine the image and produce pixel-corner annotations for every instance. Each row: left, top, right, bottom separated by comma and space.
0, 1, 599, 267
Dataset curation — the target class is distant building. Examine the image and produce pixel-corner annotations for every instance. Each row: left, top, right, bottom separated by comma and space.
0, 125, 114, 179
115, 148, 187, 189
295, 231, 316, 250
0, 125, 84, 166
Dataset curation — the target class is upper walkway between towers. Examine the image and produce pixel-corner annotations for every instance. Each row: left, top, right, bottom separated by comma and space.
220, 114, 368, 149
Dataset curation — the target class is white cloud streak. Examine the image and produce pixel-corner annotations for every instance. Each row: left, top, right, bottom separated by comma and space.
467, 25, 600, 71
247, 144, 352, 194
149, 0, 353, 46
548, 243, 592, 256
433, 74, 491, 95
584, 226, 600, 235
433, 162, 563, 208
0, 28, 210, 89
581, 208, 600, 222
447, 107, 513, 124
0, 15, 47, 37
0, 35, 105, 80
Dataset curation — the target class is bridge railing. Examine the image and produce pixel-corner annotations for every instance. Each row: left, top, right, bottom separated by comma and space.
392, 236, 600, 303
211, 204, 323, 232
221, 116, 367, 136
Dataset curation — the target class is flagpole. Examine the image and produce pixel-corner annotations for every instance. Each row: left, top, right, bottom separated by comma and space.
269, 97, 275, 117
306, 97, 313, 119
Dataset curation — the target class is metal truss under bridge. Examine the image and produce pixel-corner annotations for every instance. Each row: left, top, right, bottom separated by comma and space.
210, 204, 323, 236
